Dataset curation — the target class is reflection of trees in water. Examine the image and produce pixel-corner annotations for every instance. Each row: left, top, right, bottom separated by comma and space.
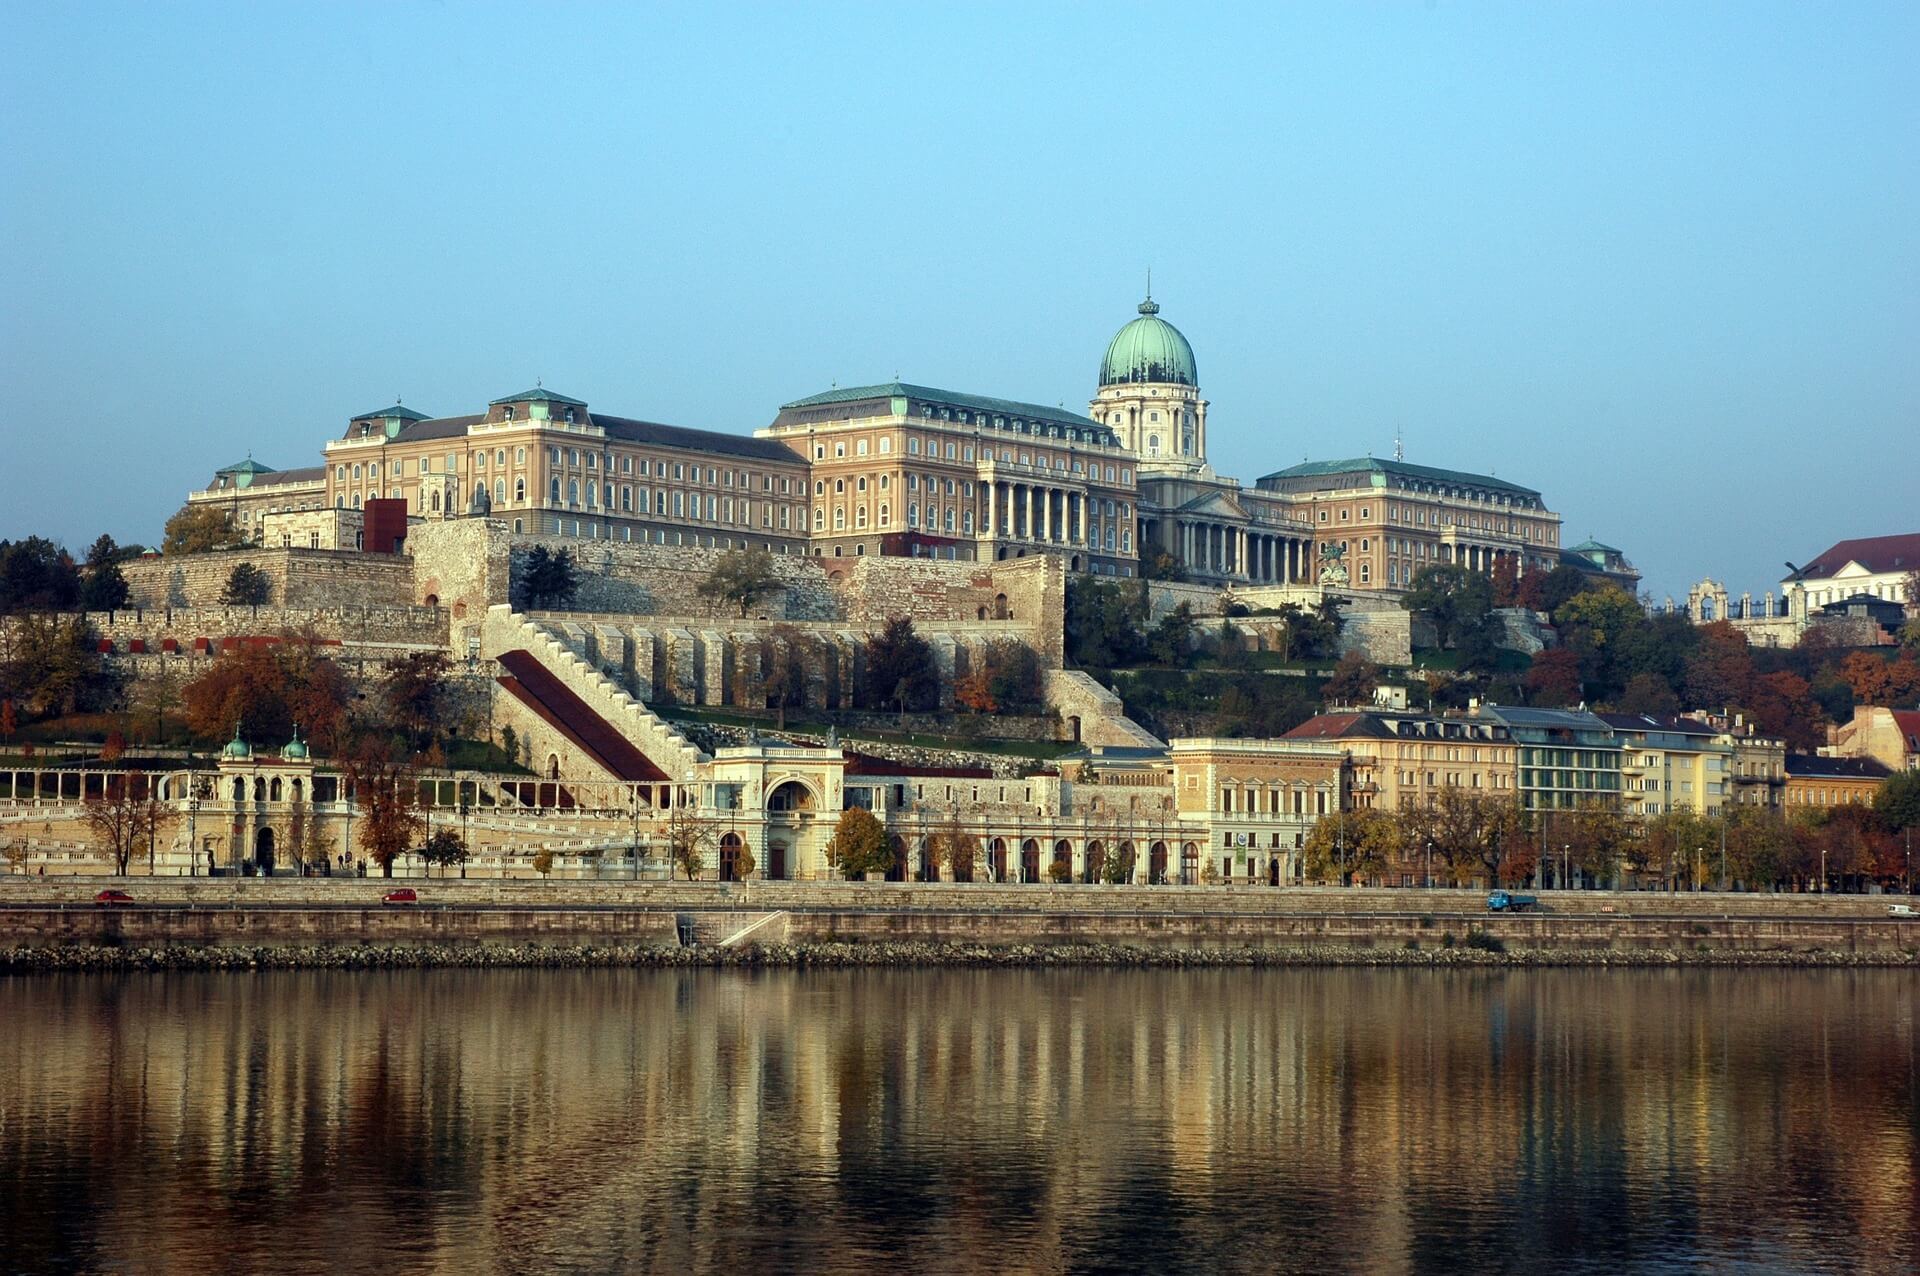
0, 968, 1914, 1273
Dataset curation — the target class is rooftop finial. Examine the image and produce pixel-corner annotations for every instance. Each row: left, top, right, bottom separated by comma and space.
1394, 425, 1404, 462
1138, 268, 1159, 315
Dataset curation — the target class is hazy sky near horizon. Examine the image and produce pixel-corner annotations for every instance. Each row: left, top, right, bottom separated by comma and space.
3, 2, 1915, 599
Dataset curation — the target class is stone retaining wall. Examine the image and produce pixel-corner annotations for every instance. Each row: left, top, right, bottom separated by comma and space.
123, 549, 415, 610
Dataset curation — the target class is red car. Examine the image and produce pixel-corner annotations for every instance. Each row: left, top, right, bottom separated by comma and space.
94, 889, 135, 907
381, 888, 418, 906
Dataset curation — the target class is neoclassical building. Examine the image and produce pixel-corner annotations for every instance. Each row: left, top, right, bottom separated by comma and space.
181, 290, 1569, 595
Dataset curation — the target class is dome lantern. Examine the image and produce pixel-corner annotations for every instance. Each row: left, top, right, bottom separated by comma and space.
1099, 294, 1197, 388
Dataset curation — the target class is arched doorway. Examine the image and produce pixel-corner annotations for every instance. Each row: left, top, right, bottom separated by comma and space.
918, 840, 936, 882
1181, 841, 1200, 885
719, 832, 745, 882
1268, 857, 1280, 887
1051, 840, 1072, 882
886, 835, 907, 882
254, 826, 276, 876
1083, 840, 1106, 884
766, 841, 788, 880
989, 838, 1008, 883
1117, 841, 1137, 884
1021, 839, 1041, 883
1149, 841, 1168, 885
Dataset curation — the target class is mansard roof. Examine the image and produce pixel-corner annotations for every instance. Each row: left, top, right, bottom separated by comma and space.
1256, 456, 1542, 500
777, 381, 1113, 442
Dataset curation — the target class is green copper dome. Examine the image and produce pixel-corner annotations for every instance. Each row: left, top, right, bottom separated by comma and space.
282, 726, 309, 761
1099, 296, 1197, 388
222, 725, 252, 760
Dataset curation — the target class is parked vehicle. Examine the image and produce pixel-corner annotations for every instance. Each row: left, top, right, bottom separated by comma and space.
93, 889, 135, 907
1486, 891, 1540, 913
1888, 903, 1916, 918
381, 888, 418, 906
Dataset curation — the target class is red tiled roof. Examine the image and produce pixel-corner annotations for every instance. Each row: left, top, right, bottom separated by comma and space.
1894, 710, 1920, 752
1282, 712, 1392, 740
494, 650, 667, 782
1796, 534, 1920, 581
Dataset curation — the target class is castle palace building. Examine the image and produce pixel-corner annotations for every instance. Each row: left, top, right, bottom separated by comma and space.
184, 291, 1565, 593
1088, 292, 1563, 591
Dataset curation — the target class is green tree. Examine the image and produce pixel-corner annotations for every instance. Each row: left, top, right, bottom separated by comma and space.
1538, 565, 1593, 613
825, 806, 889, 880
422, 827, 469, 878
1302, 808, 1401, 884
1614, 672, 1680, 715
1402, 564, 1494, 650
1065, 577, 1148, 670
0, 537, 82, 612
1725, 806, 1792, 890
696, 548, 783, 617
517, 545, 579, 610
161, 505, 241, 555
219, 562, 273, 606
1639, 809, 1723, 891
860, 616, 938, 714
1873, 770, 1920, 833
1146, 602, 1195, 667
79, 536, 133, 611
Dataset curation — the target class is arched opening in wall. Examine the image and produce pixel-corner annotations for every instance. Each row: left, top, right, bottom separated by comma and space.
1180, 841, 1200, 885
547, 754, 561, 780
977, 607, 988, 620
453, 602, 467, 619
232, 778, 245, 801
1083, 840, 1105, 884
1067, 715, 1081, 743
719, 832, 745, 882
253, 778, 266, 801
1020, 838, 1041, 884
885, 835, 907, 882
424, 594, 439, 608
989, 838, 1008, 883
766, 841, 788, 880
269, 778, 282, 802
254, 827, 276, 876
1116, 840, 1136, 883
1149, 841, 1169, 885
993, 593, 1009, 619
950, 840, 974, 882
917, 839, 936, 882
1051, 840, 1071, 881
767, 781, 815, 812
1268, 857, 1280, 887
1070, 556, 1082, 571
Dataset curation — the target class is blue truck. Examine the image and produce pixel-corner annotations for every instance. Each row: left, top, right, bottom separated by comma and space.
1486, 891, 1541, 913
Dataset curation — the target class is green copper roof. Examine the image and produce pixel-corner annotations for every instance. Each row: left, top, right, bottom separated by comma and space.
1257, 457, 1542, 499
352, 403, 430, 423
781, 382, 1104, 431
222, 725, 252, 760
1566, 539, 1621, 555
490, 387, 588, 407
215, 458, 280, 476
1099, 296, 1197, 388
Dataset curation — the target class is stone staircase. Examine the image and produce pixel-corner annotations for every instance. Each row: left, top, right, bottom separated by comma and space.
485, 606, 707, 780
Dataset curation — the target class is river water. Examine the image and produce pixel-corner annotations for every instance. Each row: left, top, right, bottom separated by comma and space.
0, 968, 1914, 1275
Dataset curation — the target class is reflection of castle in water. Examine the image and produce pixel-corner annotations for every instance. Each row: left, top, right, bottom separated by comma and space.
1, 971, 1914, 1271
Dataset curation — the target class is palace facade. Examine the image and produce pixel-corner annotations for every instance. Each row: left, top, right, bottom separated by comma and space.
184, 292, 1571, 596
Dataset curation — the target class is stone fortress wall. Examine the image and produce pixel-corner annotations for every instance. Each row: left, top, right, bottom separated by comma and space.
122, 549, 415, 611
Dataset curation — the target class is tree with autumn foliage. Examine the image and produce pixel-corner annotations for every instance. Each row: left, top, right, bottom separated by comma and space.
344, 739, 424, 877
182, 632, 353, 754
1524, 648, 1584, 707
1840, 650, 1920, 707
825, 806, 890, 880
1302, 807, 1402, 884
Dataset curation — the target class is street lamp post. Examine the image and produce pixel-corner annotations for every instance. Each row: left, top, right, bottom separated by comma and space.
186, 797, 198, 878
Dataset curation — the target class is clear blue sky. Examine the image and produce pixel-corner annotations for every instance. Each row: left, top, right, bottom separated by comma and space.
4, 2, 1915, 600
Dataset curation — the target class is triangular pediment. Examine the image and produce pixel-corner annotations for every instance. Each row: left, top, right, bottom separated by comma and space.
1174, 490, 1251, 520
1830, 560, 1873, 579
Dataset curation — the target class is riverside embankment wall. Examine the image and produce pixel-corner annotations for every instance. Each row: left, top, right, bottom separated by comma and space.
4, 882, 1917, 957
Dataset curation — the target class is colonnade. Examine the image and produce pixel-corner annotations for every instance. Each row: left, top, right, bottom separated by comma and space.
982, 479, 1120, 556
1172, 522, 1313, 585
